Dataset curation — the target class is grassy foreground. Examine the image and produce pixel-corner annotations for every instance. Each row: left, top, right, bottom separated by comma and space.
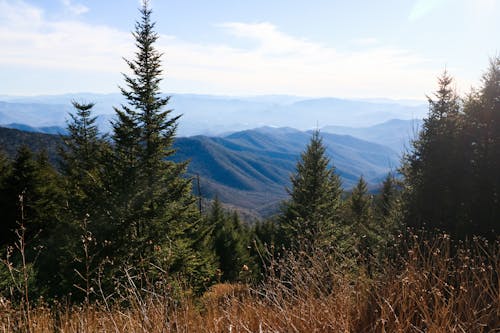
1, 234, 498, 332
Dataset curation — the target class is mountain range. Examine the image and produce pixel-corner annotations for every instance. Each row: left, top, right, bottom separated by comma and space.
0, 92, 429, 218
173, 127, 399, 217
0, 125, 400, 219
0, 93, 427, 138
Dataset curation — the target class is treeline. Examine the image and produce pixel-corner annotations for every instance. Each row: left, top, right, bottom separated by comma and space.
0, 2, 499, 306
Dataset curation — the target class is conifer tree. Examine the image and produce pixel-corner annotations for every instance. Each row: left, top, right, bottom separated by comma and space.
375, 173, 397, 219
1, 147, 61, 243
345, 176, 384, 272
207, 198, 251, 282
348, 176, 371, 225
0, 147, 63, 297
462, 57, 500, 237
105, 0, 214, 286
60, 101, 107, 221
280, 131, 343, 249
402, 71, 463, 234
374, 173, 401, 240
46, 101, 109, 299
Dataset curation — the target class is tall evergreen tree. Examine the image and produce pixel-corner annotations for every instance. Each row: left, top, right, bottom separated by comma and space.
42, 101, 110, 299
402, 71, 463, 234
104, 0, 214, 287
59, 101, 107, 221
280, 131, 343, 249
462, 57, 500, 237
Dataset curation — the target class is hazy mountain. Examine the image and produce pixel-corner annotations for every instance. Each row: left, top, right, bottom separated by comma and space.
3, 123, 67, 135
0, 125, 398, 219
322, 118, 424, 153
172, 127, 399, 217
0, 93, 427, 137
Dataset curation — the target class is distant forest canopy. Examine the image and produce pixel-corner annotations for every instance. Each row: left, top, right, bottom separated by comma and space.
0, 0, 498, 306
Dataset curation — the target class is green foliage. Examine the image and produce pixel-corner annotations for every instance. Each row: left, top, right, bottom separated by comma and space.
206, 198, 255, 282
403, 58, 500, 239
280, 130, 343, 249
99, 1, 215, 292
402, 71, 463, 235
0, 127, 61, 164
0, 146, 64, 299
461, 57, 500, 237
0, 147, 62, 246
0, 150, 13, 246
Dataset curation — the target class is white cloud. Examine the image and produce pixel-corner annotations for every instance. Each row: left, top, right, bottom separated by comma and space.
0, 0, 131, 72
61, 0, 89, 16
160, 22, 438, 98
0, 0, 445, 98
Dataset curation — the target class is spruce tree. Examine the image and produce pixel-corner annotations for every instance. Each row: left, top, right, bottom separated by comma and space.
105, 0, 214, 287
1, 147, 61, 243
60, 101, 107, 221
462, 57, 500, 237
402, 71, 463, 234
375, 173, 397, 219
207, 198, 252, 282
348, 176, 371, 226
0, 147, 63, 298
280, 130, 343, 249
46, 101, 109, 299
345, 176, 380, 263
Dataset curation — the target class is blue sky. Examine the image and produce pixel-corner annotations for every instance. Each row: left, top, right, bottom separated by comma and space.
0, 0, 498, 98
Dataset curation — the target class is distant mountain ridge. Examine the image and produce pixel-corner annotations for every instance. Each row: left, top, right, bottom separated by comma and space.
0, 93, 427, 137
0, 125, 399, 219
3, 123, 67, 135
322, 118, 423, 153
172, 127, 399, 217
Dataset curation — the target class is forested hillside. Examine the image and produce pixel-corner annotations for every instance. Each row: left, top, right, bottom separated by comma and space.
0, 125, 398, 218
0, 2, 498, 332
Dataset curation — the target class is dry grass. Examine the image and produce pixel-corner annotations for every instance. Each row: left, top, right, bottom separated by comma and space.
1, 234, 498, 333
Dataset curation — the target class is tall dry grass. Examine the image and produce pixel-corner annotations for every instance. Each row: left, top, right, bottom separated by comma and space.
1, 233, 498, 332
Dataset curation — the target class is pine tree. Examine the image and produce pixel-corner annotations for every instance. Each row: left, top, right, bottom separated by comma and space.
60, 101, 108, 221
280, 130, 343, 249
374, 173, 401, 240
345, 176, 384, 273
0, 147, 63, 298
375, 173, 397, 219
44, 101, 109, 299
104, 0, 214, 287
462, 57, 500, 237
402, 71, 463, 234
207, 198, 251, 282
403, 59, 500, 239
348, 176, 371, 226
1, 147, 61, 243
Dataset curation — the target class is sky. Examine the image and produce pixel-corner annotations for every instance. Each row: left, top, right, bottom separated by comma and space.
0, 0, 498, 99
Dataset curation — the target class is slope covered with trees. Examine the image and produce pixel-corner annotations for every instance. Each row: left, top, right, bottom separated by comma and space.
0, 1, 498, 331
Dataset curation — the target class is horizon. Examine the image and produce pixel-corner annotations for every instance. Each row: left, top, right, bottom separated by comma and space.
0, 91, 427, 105
1, 0, 498, 99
